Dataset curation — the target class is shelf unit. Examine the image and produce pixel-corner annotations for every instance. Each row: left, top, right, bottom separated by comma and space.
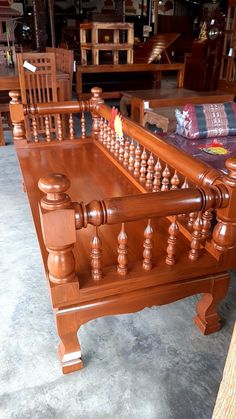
80, 22, 134, 65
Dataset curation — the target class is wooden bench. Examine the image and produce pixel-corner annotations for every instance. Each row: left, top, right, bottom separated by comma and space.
76, 63, 185, 99
9, 88, 236, 374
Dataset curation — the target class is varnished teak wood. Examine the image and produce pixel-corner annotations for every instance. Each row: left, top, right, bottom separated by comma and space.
9, 87, 236, 374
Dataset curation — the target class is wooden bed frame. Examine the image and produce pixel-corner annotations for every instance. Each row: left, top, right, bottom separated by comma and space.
9, 88, 236, 374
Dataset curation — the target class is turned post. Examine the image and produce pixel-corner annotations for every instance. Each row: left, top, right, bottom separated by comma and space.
90, 87, 104, 141
9, 91, 27, 147
213, 158, 236, 253
38, 173, 78, 285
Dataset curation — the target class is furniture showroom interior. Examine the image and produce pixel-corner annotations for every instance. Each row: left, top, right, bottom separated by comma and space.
2, 0, 236, 418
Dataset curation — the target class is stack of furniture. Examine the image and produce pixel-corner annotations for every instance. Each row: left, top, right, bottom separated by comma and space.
80, 22, 134, 65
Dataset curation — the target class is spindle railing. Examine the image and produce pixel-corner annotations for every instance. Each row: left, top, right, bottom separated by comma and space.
38, 173, 226, 287
10, 87, 236, 261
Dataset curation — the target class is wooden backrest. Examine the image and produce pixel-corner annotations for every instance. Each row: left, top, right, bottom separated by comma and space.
46, 47, 74, 87
16, 52, 58, 106
16, 52, 58, 139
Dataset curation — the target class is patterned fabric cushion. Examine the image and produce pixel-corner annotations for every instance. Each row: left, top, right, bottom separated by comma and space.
176, 102, 236, 139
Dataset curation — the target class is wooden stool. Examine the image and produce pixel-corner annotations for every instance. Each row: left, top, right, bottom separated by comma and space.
143, 106, 179, 132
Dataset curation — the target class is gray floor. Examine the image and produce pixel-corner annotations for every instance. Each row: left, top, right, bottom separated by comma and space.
1, 137, 236, 419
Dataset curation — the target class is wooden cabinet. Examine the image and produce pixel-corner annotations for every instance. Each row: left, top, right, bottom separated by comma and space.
218, 0, 236, 95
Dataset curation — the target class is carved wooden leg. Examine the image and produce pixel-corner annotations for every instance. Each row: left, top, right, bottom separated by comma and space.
194, 274, 230, 335
56, 310, 84, 374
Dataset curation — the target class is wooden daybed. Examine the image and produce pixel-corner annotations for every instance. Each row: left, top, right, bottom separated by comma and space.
9, 88, 236, 374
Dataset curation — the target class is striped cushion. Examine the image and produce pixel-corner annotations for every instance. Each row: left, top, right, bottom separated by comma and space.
176, 102, 236, 139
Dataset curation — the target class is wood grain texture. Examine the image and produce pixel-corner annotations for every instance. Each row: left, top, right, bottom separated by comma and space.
12, 92, 236, 373
212, 322, 236, 418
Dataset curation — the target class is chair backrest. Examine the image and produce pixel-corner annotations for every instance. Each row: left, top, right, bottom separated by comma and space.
16, 52, 58, 140
46, 47, 74, 89
16, 52, 58, 106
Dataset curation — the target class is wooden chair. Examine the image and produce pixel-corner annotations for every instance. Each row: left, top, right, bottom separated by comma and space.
0, 46, 16, 145
46, 47, 74, 95
16, 52, 58, 141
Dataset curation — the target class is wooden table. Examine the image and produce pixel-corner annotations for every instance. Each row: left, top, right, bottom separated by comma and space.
76, 63, 185, 99
120, 88, 235, 125
0, 67, 72, 100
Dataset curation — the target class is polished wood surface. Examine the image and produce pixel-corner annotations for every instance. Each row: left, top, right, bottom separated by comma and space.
0, 63, 71, 99
76, 63, 185, 99
10, 87, 236, 374
212, 321, 236, 418
46, 47, 74, 95
120, 88, 234, 125
134, 33, 180, 64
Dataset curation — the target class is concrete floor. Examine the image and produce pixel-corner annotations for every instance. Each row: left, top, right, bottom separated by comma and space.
1, 132, 236, 419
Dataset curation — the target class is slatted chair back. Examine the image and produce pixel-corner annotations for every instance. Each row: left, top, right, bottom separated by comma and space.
16, 52, 58, 140
46, 47, 74, 91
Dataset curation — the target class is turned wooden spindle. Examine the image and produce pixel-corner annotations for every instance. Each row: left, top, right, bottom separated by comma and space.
188, 212, 197, 228
181, 177, 189, 189
45, 116, 51, 142
139, 148, 148, 182
99, 117, 104, 142
189, 212, 203, 261
146, 153, 155, 190
171, 170, 180, 189
57, 115, 63, 141
123, 139, 130, 167
117, 223, 128, 275
81, 111, 86, 139
166, 216, 179, 265
119, 138, 125, 162
114, 137, 120, 157
128, 140, 135, 172
32, 115, 39, 142
134, 143, 141, 178
110, 129, 116, 153
142, 219, 153, 271
161, 164, 171, 191
178, 177, 189, 218
213, 158, 236, 253
90, 226, 102, 280
103, 122, 108, 146
106, 125, 112, 150
69, 113, 75, 140
201, 210, 213, 242
38, 173, 77, 285
90, 87, 104, 141
9, 91, 27, 146
153, 158, 162, 192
